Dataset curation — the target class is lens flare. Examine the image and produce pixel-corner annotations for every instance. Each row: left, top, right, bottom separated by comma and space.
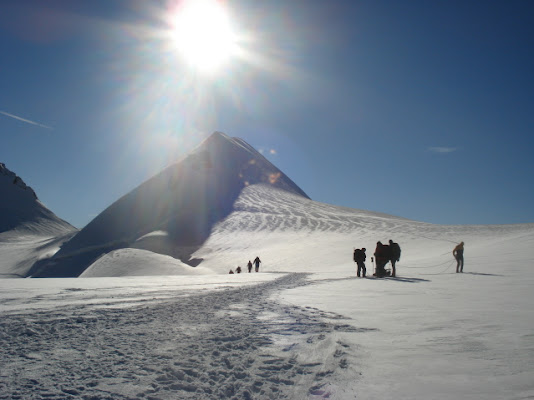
105, 0, 304, 178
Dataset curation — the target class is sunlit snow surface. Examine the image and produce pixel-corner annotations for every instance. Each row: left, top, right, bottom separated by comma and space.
1, 184, 534, 399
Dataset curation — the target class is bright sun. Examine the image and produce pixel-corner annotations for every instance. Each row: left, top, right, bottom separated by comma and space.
171, 0, 238, 73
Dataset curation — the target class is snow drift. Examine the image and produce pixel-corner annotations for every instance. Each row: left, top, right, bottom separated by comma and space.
79, 248, 214, 277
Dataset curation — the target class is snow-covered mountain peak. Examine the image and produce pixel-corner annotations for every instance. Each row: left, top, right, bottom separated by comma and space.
31, 132, 309, 277
183, 131, 309, 198
199, 131, 258, 158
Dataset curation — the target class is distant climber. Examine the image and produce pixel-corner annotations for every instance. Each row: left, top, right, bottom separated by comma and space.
229, 269, 234, 274
247, 260, 253, 273
353, 248, 367, 278
253, 256, 261, 272
236, 266, 242, 274
453, 242, 464, 273
374, 242, 391, 277
388, 240, 401, 277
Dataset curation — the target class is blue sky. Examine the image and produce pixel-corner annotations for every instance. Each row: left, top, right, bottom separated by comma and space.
1, 0, 533, 228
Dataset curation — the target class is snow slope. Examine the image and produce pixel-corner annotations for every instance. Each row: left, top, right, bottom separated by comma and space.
0, 163, 77, 278
279, 232, 534, 399
192, 183, 532, 276
1, 220, 532, 399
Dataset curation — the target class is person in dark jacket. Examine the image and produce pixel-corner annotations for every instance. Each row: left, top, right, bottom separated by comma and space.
453, 242, 464, 273
253, 256, 261, 272
374, 241, 391, 277
353, 248, 367, 278
247, 260, 253, 273
388, 240, 401, 277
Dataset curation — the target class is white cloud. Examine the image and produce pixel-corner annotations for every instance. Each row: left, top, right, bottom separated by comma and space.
0, 110, 53, 130
428, 146, 457, 154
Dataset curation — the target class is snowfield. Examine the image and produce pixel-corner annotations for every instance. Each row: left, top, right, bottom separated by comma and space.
1, 273, 365, 399
1, 183, 533, 399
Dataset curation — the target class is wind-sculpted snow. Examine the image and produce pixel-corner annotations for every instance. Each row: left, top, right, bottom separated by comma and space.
0, 274, 370, 399
227, 184, 534, 239
227, 184, 409, 234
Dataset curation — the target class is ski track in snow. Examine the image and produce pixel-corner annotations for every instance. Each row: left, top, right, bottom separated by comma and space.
0, 273, 370, 400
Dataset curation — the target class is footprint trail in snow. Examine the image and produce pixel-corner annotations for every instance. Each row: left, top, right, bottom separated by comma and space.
0, 273, 373, 399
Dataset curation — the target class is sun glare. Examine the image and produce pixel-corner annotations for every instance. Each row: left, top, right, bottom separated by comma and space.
171, 0, 238, 73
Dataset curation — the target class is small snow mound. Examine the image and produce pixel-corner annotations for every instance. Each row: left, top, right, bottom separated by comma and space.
80, 248, 214, 277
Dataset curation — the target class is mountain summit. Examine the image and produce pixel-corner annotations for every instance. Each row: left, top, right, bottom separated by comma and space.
32, 132, 309, 277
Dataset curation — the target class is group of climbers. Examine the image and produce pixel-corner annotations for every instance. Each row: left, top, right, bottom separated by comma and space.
353, 240, 401, 278
227, 241, 465, 278
229, 256, 261, 274
354, 240, 465, 278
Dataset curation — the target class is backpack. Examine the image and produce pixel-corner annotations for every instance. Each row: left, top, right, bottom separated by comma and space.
353, 249, 364, 262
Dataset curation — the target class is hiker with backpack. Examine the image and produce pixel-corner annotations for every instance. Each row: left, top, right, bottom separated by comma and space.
388, 240, 401, 277
374, 241, 391, 277
353, 248, 367, 278
253, 256, 261, 272
247, 260, 253, 273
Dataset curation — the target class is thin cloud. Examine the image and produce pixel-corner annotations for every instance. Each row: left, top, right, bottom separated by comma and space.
258, 147, 278, 156
0, 110, 53, 130
428, 146, 457, 154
